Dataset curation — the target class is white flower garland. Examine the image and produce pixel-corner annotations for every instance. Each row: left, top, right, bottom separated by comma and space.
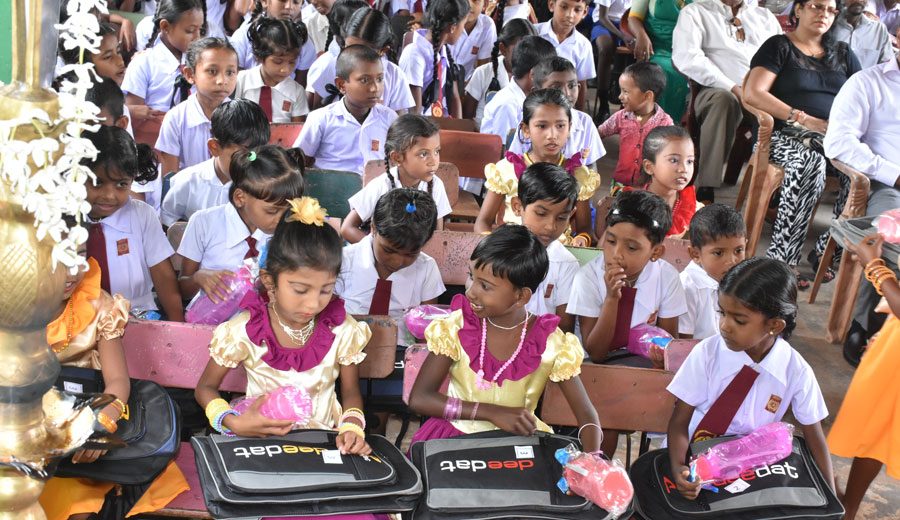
0, 0, 107, 273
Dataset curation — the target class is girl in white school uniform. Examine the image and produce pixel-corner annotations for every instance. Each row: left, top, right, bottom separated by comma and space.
449, 0, 497, 82
399, 0, 470, 118
82, 127, 184, 321
155, 37, 238, 176
178, 146, 306, 308
306, 8, 415, 112
234, 17, 310, 123
342, 114, 451, 243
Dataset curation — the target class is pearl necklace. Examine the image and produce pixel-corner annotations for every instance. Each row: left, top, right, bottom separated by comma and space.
270, 304, 316, 346
476, 312, 530, 390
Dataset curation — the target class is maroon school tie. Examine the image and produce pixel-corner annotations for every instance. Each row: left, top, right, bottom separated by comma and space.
691, 365, 761, 442
368, 278, 392, 315
610, 286, 637, 349
258, 85, 274, 122
413, 0, 424, 13
244, 236, 259, 260
86, 223, 111, 293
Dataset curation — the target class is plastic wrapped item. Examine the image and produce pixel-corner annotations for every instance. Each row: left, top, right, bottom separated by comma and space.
875, 209, 900, 244
626, 323, 673, 358
232, 385, 313, 426
690, 422, 795, 483
555, 444, 633, 516
186, 265, 255, 325
404, 304, 452, 340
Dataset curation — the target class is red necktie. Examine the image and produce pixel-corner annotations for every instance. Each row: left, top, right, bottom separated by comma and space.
413, 0, 424, 12
258, 86, 273, 122
244, 236, 259, 260
610, 286, 637, 349
86, 223, 111, 293
369, 278, 392, 315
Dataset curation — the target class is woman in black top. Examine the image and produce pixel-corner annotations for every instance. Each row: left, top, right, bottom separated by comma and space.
744, 0, 861, 288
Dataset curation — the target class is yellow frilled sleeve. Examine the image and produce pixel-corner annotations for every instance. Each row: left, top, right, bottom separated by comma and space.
335, 315, 371, 366
572, 165, 602, 201
484, 159, 519, 196
424, 311, 463, 361
208, 313, 252, 369
96, 294, 130, 341
548, 330, 584, 382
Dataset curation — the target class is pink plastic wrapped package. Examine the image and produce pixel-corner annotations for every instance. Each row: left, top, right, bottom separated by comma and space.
556, 445, 633, 516
691, 422, 795, 483
186, 266, 254, 325
876, 209, 900, 244
404, 305, 451, 340
626, 323, 673, 358
232, 385, 313, 426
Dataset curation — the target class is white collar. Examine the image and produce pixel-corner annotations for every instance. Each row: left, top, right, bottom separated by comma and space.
355, 234, 419, 285
92, 199, 135, 233
185, 95, 214, 128
197, 159, 229, 186
223, 203, 253, 248
243, 65, 294, 94
414, 29, 447, 59
150, 42, 183, 71
505, 79, 527, 100
685, 260, 719, 290
536, 21, 576, 44
715, 335, 792, 386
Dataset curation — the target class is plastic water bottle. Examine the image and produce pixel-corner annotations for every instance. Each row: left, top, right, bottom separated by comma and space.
185, 266, 254, 325
232, 385, 313, 425
691, 422, 795, 483
555, 444, 633, 515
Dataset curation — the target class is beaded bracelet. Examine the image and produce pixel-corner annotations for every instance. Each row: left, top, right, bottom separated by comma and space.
213, 409, 239, 436
97, 412, 118, 434
338, 422, 365, 439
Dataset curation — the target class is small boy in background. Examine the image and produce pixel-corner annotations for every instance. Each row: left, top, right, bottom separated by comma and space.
481, 35, 557, 147
679, 204, 746, 340
295, 45, 398, 174
535, 0, 595, 109
160, 100, 271, 227
598, 61, 673, 192
512, 163, 581, 332
85, 77, 130, 132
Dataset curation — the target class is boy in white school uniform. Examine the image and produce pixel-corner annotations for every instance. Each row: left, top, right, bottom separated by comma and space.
535, 0, 596, 109
307, 52, 416, 112
160, 100, 271, 226
449, 0, 498, 81
296, 46, 398, 174
679, 204, 747, 340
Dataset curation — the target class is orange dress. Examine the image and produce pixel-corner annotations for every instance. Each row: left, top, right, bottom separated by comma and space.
828, 315, 900, 479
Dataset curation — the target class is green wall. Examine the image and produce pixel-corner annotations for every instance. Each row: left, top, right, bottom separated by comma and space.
0, 1, 10, 84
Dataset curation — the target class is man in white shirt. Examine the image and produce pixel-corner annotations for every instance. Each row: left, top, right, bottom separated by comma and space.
672, 0, 781, 197
831, 0, 894, 68
875, 0, 900, 36
824, 55, 900, 366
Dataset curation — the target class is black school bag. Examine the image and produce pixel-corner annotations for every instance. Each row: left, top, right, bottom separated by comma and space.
408, 430, 634, 520
629, 435, 844, 519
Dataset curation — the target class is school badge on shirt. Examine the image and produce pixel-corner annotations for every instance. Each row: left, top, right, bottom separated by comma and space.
765, 394, 782, 413
471, 46, 480, 55
544, 283, 554, 299
116, 238, 129, 256
371, 139, 380, 152
282, 100, 292, 113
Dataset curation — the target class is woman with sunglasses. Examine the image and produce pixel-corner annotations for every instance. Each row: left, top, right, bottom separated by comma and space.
743, 0, 861, 290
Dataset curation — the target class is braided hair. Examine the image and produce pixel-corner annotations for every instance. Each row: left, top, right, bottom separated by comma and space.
147, 0, 207, 50
487, 18, 534, 92
492, 0, 507, 32
383, 114, 440, 196
324, 0, 370, 52
343, 8, 395, 61
248, 16, 309, 61
421, 0, 470, 109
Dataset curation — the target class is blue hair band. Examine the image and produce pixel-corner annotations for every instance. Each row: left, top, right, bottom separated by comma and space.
405, 202, 416, 214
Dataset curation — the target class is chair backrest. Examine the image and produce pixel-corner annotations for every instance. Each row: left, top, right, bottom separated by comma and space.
740, 74, 778, 257
421, 229, 483, 285
121, 316, 398, 392
361, 160, 460, 207
664, 339, 701, 373
269, 123, 303, 148
439, 130, 503, 180
303, 169, 363, 219
166, 222, 187, 272
662, 237, 692, 272
134, 118, 162, 149
427, 116, 477, 132
539, 364, 675, 432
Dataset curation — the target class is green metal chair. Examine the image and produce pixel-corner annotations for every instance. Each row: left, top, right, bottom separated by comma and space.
303, 169, 362, 220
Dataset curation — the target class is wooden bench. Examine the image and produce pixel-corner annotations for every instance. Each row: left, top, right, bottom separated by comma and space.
269, 122, 303, 148
121, 317, 397, 518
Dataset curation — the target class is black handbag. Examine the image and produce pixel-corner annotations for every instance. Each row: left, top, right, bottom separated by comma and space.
778, 124, 825, 154
54, 367, 182, 486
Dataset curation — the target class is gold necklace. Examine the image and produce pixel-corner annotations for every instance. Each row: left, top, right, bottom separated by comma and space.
53, 299, 76, 354
270, 304, 316, 346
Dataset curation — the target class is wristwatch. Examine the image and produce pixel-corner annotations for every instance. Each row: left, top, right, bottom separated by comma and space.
786, 108, 798, 124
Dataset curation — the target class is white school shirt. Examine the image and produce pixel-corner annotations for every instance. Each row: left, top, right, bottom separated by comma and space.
465, 56, 509, 128
399, 30, 450, 115
336, 235, 446, 319
121, 42, 185, 112
302, 9, 330, 53
295, 99, 399, 174
160, 158, 230, 226
668, 335, 828, 439
503, 2, 532, 25
672, 0, 782, 91
306, 54, 415, 112
526, 240, 580, 316
348, 166, 453, 222
593, 0, 631, 23
535, 21, 597, 81
449, 14, 498, 81
509, 108, 607, 165
566, 252, 687, 324
678, 261, 720, 340
91, 198, 174, 313
480, 79, 527, 145
235, 65, 310, 122
230, 18, 318, 71
204, 0, 228, 39
135, 15, 156, 52
178, 202, 271, 272
155, 95, 217, 171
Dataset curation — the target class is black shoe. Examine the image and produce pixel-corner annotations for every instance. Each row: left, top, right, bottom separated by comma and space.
696, 187, 715, 204
843, 320, 867, 368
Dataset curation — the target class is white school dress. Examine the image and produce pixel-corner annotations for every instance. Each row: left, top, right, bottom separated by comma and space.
449, 14, 497, 82
155, 95, 218, 171
678, 261, 721, 340
177, 203, 271, 273
336, 234, 446, 319
160, 158, 231, 226
306, 54, 415, 112
668, 334, 828, 438
465, 56, 509, 129
526, 241, 580, 317
480, 79, 526, 146
399, 30, 450, 116
121, 43, 185, 112
90, 198, 174, 314
230, 18, 318, 72
566, 252, 687, 324
535, 22, 597, 81
509, 108, 607, 165
302, 8, 329, 53
348, 166, 453, 222
502, 2, 532, 25
234, 65, 309, 122
295, 100, 398, 174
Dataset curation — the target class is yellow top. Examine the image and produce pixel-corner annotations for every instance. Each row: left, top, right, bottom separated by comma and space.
50, 291, 130, 370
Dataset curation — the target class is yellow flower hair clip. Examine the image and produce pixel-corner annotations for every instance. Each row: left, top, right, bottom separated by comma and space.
286, 197, 327, 226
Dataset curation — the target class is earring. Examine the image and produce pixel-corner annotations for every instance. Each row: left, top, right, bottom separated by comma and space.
769, 331, 775, 336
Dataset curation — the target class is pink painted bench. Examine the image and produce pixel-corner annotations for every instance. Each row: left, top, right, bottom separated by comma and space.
664, 339, 700, 373
421, 230, 483, 286
121, 316, 398, 518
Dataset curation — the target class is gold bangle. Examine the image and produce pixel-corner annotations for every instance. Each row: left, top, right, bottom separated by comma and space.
574, 233, 592, 247
865, 265, 893, 282
205, 398, 232, 426
865, 258, 886, 271
337, 422, 365, 439
874, 273, 897, 295
870, 269, 895, 285
343, 407, 364, 417
97, 412, 118, 433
